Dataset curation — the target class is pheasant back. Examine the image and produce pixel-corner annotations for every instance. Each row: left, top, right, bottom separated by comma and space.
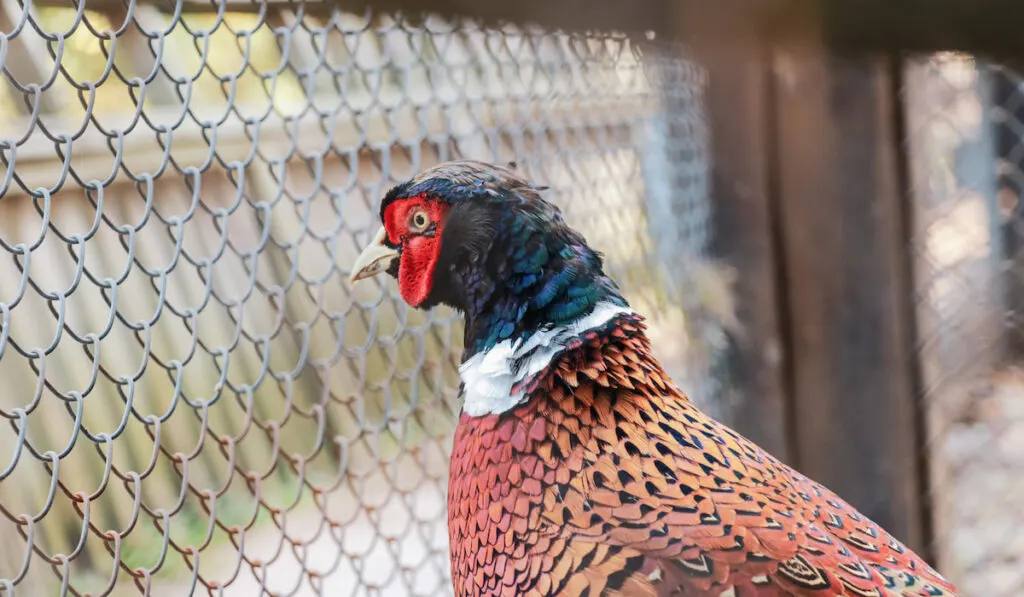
447, 315, 959, 597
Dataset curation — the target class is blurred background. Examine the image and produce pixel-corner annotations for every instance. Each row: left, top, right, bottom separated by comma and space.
0, 0, 1021, 595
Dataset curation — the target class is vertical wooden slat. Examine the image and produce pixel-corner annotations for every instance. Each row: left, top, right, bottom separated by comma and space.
769, 28, 928, 552
668, 2, 792, 461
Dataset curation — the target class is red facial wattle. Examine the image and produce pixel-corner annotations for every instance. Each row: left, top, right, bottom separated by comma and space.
381, 195, 449, 307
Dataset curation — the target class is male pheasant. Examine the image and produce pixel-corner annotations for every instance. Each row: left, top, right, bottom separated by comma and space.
350, 160, 962, 597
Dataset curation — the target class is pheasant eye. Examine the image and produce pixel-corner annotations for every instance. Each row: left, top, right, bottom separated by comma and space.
409, 209, 430, 232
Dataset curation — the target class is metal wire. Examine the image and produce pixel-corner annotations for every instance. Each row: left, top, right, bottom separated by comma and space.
0, 2, 713, 595
905, 54, 1024, 597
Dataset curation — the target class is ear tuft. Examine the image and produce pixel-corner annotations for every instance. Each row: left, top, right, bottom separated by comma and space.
441, 201, 499, 265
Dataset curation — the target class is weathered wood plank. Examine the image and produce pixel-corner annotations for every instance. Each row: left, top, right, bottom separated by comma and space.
769, 33, 929, 553
668, 2, 793, 462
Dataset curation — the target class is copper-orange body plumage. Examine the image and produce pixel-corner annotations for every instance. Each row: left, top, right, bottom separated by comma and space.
447, 318, 959, 596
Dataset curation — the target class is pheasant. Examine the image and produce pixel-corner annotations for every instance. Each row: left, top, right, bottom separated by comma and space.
350, 160, 962, 597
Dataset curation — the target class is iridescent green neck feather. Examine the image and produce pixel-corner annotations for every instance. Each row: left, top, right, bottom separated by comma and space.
382, 163, 630, 360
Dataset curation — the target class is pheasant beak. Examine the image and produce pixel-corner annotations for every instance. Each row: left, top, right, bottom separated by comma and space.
350, 227, 399, 285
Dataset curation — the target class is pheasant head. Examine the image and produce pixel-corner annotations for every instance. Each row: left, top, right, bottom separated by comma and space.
351, 160, 634, 415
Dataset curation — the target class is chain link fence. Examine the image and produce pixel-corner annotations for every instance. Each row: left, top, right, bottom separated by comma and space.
13, 3, 1021, 597
905, 54, 1024, 597
0, 2, 718, 595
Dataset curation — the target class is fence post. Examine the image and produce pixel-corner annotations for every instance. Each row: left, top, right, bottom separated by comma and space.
767, 26, 929, 554
669, 1, 930, 557
669, 2, 793, 462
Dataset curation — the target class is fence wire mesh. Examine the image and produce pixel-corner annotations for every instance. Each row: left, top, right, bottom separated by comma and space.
0, 2, 716, 595
905, 54, 1024, 597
